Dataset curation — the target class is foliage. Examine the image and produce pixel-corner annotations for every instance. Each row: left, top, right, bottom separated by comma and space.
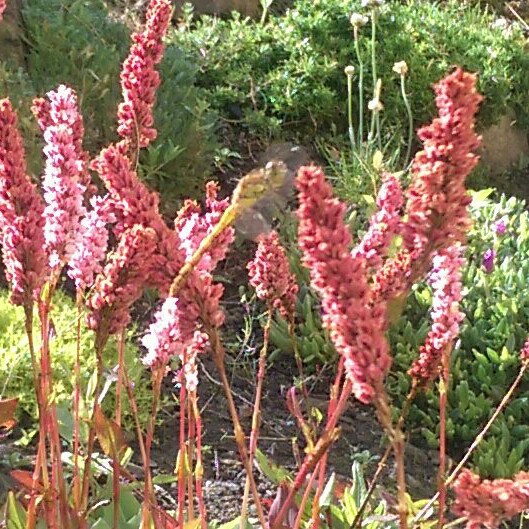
139, 42, 219, 212
389, 190, 529, 478
21, 0, 218, 205
0, 289, 150, 435
270, 283, 337, 368
22, 0, 129, 150
173, 0, 529, 144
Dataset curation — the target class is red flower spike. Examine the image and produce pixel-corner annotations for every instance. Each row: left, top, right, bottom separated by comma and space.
0, 99, 47, 306
296, 165, 390, 404
452, 468, 529, 529
117, 0, 173, 149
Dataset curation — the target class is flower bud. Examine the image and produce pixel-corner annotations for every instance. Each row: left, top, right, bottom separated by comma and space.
344, 65, 355, 77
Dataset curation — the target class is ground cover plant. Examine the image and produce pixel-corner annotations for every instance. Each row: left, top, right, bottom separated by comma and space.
2, 1, 529, 529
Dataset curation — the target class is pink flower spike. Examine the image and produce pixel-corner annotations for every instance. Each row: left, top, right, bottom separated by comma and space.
247, 230, 298, 320
0, 99, 47, 306
68, 195, 116, 290
403, 68, 482, 281
0, 1, 7, 21
352, 172, 403, 271
91, 143, 185, 293
87, 224, 157, 335
452, 468, 529, 529
117, 0, 173, 149
34, 85, 89, 270
174, 181, 235, 273
409, 244, 465, 387
141, 297, 197, 371
296, 165, 391, 404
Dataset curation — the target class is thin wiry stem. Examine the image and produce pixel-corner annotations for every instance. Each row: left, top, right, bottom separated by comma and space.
437, 345, 450, 529
240, 308, 273, 529
347, 74, 356, 154
353, 27, 365, 148
414, 360, 529, 526
207, 326, 267, 529
400, 74, 413, 168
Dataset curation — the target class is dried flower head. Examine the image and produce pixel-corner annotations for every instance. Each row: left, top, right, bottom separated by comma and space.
368, 97, 383, 113
344, 65, 356, 77
0, 99, 47, 306
361, 0, 385, 8
247, 230, 298, 320
520, 338, 529, 362
297, 165, 390, 403
393, 61, 408, 77
350, 13, 368, 27
452, 468, 529, 529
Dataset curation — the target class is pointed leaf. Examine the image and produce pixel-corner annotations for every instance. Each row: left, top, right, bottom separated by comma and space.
94, 407, 127, 459
10, 470, 44, 494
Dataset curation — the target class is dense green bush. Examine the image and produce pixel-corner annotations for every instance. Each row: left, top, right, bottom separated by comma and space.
0, 289, 150, 437
390, 190, 529, 478
173, 0, 529, 143
22, 0, 128, 150
21, 0, 217, 206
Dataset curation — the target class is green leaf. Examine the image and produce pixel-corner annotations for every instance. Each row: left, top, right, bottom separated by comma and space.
254, 449, 291, 484
319, 472, 335, 508
217, 517, 253, 529
6, 492, 26, 529
470, 188, 494, 207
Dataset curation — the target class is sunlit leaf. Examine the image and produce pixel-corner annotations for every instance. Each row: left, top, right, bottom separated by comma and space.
94, 407, 127, 459
0, 398, 18, 430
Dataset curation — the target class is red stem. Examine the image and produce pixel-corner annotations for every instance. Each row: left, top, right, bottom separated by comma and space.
437, 345, 450, 528
187, 394, 196, 521
311, 357, 345, 527
177, 360, 188, 527
240, 309, 273, 528
271, 379, 352, 529
190, 392, 207, 529
73, 292, 83, 514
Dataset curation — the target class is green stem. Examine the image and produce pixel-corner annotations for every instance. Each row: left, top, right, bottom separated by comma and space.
347, 75, 356, 155
369, 10, 377, 143
400, 74, 413, 167
353, 28, 364, 149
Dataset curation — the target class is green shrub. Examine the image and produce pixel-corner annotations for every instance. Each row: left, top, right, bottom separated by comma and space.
22, 0, 128, 150
22, 0, 218, 205
173, 0, 529, 143
389, 190, 529, 478
0, 289, 150, 437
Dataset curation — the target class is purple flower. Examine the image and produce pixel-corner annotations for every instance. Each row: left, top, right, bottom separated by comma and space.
482, 248, 495, 274
493, 216, 508, 236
